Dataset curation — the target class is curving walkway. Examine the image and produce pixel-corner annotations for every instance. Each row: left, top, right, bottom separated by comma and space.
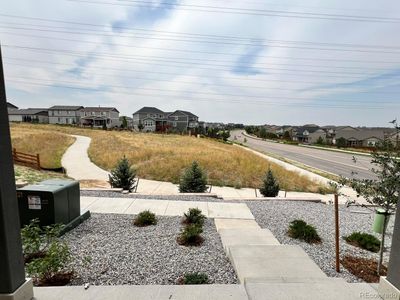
61, 135, 109, 181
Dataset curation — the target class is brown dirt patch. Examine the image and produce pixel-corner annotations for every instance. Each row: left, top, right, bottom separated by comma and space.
341, 255, 387, 283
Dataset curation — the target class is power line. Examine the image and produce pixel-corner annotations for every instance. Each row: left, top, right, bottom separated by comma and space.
6, 59, 400, 96
1, 14, 400, 64
1, 45, 383, 79
2, 25, 400, 55
1, 19, 400, 51
66, 0, 400, 23
5, 78, 393, 109
6, 76, 399, 106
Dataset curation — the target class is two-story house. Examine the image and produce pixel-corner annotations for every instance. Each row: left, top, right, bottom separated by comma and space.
293, 125, 326, 144
80, 107, 120, 128
132, 107, 169, 132
167, 110, 199, 133
48, 105, 84, 125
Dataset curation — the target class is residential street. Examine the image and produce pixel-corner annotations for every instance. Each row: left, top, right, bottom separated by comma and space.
230, 130, 375, 180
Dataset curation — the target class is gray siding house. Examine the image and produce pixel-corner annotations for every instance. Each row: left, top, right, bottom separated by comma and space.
48, 105, 83, 125
167, 110, 199, 133
8, 108, 49, 123
132, 107, 168, 132
80, 107, 120, 128
132, 107, 199, 133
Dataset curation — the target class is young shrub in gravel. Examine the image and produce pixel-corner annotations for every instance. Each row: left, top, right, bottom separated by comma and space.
109, 156, 136, 192
288, 219, 321, 244
344, 232, 380, 253
260, 169, 280, 197
178, 272, 209, 284
133, 210, 157, 227
183, 208, 206, 226
179, 161, 208, 193
177, 224, 204, 246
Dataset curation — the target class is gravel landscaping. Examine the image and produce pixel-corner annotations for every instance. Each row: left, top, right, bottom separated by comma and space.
80, 190, 223, 202
247, 200, 394, 283
62, 213, 238, 285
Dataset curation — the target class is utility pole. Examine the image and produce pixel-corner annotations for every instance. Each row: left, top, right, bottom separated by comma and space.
0, 43, 34, 299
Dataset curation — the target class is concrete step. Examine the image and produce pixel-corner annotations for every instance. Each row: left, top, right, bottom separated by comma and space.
245, 279, 373, 300
214, 219, 261, 232
219, 228, 280, 253
33, 284, 249, 300
228, 245, 327, 283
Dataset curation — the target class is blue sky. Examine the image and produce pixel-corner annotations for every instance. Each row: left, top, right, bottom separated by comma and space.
1, 0, 400, 126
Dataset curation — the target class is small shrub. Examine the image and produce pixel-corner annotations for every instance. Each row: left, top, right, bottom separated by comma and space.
133, 210, 157, 227
21, 219, 63, 263
288, 219, 321, 243
260, 169, 280, 197
22, 220, 73, 286
179, 161, 208, 193
177, 224, 204, 246
344, 232, 380, 253
109, 156, 136, 191
183, 208, 206, 226
180, 272, 209, 284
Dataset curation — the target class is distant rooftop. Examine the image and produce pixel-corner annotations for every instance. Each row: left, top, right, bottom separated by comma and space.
81, 107, 119, 113
49, 105, 84, 111
133, 107, 165, 115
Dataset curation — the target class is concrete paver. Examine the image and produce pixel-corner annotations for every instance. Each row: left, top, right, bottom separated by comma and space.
124, 199, 169, 215
214, 219, 260, 232
83, 197, 134, 214
33, 284, 248, 300
228, 245, 326, 283
164, 200, 209, 217
219, 228, 280, 252
208, 202, 254, 219
245, 280, 370, 300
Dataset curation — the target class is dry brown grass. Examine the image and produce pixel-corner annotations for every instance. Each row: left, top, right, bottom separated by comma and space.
10, 123, 330, 192
10, 123, 75, 169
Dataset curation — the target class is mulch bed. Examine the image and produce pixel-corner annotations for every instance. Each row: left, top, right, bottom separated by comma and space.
341, 255, 387, 283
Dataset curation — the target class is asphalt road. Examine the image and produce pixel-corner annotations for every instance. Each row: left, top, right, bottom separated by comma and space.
231, 130, 375, 180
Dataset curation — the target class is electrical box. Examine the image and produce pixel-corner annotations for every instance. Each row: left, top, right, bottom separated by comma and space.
17, 179, 80, 227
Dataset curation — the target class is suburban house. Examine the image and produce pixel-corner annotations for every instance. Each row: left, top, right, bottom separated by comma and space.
332, 127, 385, 147
6, 102, 18, 112
293, 125, 326, 144
132, 107, 169, 132
132, 107, 199, 133
7, 108, 49, 123
80, 107, 120, 129
167, 110, 199, 132
48, 105, 84, 125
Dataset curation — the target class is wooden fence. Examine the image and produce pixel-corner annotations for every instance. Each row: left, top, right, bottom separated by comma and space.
12, 148, 41, 170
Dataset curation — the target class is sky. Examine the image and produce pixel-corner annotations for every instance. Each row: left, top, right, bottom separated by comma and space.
1, 0, 400, 126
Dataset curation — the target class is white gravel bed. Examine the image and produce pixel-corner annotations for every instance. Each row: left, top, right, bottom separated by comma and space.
62, 213, 238, 285
80, 190, 222, 202
247, 201, 395, 283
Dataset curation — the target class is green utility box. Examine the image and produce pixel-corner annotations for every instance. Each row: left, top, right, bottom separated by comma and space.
372, 208, 391, 234
17, 179, 80, 227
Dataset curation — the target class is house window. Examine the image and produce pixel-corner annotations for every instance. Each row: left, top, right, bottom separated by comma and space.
174, 116, 178, 121
173, 122, 177, 127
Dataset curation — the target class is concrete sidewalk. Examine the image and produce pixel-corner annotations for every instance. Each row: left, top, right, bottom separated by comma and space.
81, 196, 255, 219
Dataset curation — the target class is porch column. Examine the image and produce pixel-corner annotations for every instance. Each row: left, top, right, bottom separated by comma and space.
0, 44, 33, 299
379, 199, 400, 300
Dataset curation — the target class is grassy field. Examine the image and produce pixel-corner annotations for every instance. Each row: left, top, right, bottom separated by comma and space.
10, 124, 75, 169
10, 123, 331, 192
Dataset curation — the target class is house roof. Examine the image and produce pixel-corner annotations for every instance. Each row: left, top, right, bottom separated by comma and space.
7, 102, 18, 109
8, 108, 48, 116
49, 105, 83, 111
81, 107, 119, 113
133, 107, 164, 115
171, 110, 198, 118
336, 129, 385, 141
296, 126, 321, 135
